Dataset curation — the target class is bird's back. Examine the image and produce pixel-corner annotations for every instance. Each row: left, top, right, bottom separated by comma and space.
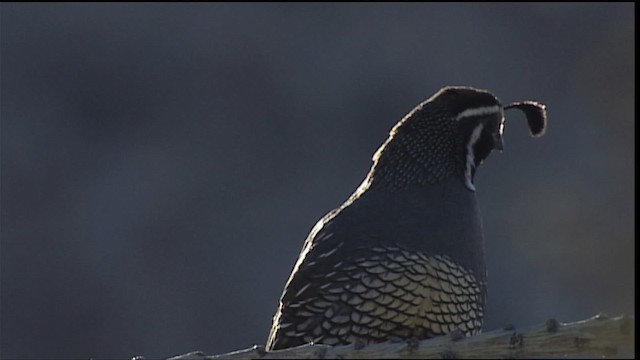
267, 178, 487, 349
265, 86, 546, 350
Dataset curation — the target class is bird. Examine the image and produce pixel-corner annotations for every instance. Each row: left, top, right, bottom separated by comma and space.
266, 86, 547, 350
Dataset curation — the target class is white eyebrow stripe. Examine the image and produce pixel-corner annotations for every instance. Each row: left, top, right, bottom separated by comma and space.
456, 105, 502, 121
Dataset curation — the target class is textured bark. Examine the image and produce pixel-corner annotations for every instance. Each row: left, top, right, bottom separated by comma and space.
151, 313, 634, 360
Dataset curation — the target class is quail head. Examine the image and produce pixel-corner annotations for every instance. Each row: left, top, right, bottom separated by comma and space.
266, 86, 547, 350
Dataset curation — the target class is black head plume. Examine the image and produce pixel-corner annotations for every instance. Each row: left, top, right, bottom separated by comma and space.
364, 87, 547, 193
504, 101, 547, 137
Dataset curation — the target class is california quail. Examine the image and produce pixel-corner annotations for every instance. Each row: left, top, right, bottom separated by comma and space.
266, 86, 547, 350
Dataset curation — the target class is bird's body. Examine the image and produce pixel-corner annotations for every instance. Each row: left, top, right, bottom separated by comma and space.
266, 87, 546, 350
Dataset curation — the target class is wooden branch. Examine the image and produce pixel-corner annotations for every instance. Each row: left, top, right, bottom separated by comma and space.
155, 313, 634, 360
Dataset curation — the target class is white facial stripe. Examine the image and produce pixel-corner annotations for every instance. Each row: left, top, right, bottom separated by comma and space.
456, 105, 502, 121
465, 124, 484, 191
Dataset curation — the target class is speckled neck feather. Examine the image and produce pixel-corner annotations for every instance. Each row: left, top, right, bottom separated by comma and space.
366, 102, 462, 192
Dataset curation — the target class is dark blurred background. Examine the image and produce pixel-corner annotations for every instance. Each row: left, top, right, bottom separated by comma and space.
0, 3, 634, 359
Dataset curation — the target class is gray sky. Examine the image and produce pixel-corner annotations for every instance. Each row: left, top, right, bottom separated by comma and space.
1, 3, 634, 358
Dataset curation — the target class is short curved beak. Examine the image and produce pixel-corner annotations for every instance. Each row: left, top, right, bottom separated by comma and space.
492, 132, 504, 151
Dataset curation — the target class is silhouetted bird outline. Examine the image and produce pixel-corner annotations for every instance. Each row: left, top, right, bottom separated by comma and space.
266, 86, 547, 350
